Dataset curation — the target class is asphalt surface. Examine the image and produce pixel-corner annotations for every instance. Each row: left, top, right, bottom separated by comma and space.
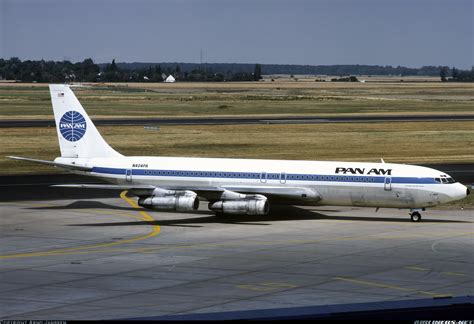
0, 197, 472, 320
1, 114, 474, 127
0, 163, 471, 202
149, 296, 474, 320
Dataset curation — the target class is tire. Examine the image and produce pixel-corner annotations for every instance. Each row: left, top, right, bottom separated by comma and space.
410, 212, 421, 222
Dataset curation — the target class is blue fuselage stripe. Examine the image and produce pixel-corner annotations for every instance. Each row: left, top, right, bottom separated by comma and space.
91, 167, 437, 184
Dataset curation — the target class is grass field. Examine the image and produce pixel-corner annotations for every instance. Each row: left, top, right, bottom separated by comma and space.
0, 81, 473, 119
2, 121, 473, 175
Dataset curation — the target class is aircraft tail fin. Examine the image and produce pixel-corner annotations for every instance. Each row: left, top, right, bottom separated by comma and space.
49, 84, 122, 158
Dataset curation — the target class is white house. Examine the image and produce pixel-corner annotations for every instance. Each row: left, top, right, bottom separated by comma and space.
164, 75, 176, 83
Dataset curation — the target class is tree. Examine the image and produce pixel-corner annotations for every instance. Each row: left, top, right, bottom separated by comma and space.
452, 67, 458, 80
152, 65, 163, 82
110, 59, 118, 72
440, 67, 448, 82
80, 58, 100, 81
254, 64, 262, 81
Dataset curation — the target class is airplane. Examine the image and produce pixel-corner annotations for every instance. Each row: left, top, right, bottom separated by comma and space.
8, 84, 470, 222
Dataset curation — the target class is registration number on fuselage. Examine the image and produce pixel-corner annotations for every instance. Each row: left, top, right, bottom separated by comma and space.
132, 164, 149, 168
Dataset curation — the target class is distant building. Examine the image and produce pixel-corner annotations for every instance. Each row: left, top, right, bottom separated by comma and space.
164, 75, 176, 83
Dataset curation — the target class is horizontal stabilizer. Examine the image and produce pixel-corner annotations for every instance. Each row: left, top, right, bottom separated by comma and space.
7, 156, 92, 171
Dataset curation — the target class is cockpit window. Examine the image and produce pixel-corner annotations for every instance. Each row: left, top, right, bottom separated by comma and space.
435, 177, 456, 184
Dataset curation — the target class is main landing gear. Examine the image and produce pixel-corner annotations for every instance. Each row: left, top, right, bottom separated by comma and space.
409, 208, 425, 222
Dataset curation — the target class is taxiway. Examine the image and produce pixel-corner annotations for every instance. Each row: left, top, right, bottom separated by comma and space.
1, 114, 473, 128
0, 195, 472, 319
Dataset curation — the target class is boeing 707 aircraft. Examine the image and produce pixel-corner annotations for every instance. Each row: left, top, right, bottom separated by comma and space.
9, 84, 470, 222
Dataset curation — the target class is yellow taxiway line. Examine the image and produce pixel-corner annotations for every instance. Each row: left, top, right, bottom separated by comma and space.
333, 277, 451, 298
0, 191, 160, 259
404, 267, 467, 277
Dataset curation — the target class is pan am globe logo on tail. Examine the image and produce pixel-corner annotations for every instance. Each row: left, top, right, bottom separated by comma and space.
59, 111, 87, 142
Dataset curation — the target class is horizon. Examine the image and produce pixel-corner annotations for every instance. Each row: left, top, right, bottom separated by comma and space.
2, 58, 469, 71
1, 0, 472, 69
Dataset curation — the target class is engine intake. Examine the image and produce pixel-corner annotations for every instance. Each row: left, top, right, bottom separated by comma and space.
209, 197, 269, 215
138, 191, 199, 212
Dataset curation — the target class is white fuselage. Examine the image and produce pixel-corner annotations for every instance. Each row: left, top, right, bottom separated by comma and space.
57, 156, 468, 209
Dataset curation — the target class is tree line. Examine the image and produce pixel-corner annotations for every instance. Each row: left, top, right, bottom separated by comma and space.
115, 62, 469, 77
0, 57, 472, 82
0, 58, 100, 82
440, 67, 474, 82
0, 58, 262, 82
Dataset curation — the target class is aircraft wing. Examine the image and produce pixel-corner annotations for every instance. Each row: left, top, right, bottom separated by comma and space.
222, 185, 320, 202
51, 184, 155, 190
52, 184, 320, 202
163, 185, 320, 202
51, 184, 157, 196
52, 184, 225, 198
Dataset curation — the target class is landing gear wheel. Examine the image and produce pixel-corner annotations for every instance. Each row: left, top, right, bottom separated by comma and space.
410, 212, 421, 222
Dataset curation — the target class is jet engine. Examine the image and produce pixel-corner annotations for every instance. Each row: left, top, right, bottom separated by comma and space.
208, 193, 269, 215
138, 189, 199, 212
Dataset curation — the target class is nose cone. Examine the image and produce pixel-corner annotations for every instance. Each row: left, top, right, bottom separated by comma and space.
452, 183, 469, 201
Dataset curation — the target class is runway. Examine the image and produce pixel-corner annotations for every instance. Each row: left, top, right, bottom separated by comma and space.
1, 114, 474, 128
0, 194, 472, 319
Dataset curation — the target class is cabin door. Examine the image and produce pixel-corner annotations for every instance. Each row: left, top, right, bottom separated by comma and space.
384, 177, 392, 191
126, 169, 133, 183
280, 172, 287, 184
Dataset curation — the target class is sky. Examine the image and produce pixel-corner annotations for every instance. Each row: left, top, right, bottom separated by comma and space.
0, 0, 472, 68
